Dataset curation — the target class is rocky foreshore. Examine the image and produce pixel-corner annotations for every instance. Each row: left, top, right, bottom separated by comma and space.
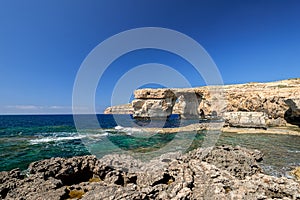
116, 123, 300, 135
1, 145, 300, 200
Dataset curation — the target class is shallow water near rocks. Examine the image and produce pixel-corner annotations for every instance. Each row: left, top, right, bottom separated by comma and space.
0, 114, 299, 178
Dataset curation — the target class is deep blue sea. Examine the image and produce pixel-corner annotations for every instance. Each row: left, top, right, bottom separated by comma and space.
0, 114, 300, 178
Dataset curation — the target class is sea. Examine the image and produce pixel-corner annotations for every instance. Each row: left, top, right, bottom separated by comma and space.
0, 114, 300, 178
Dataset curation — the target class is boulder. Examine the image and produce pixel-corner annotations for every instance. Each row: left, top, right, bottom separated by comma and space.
223, 112, 267, 129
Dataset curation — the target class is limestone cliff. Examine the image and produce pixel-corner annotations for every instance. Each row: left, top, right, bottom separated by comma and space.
104, 104, 133, 114
104, 78, 300, 126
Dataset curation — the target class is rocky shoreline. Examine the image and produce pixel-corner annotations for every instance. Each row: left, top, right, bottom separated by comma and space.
110, 122, 300, 135
2, 79, 299, 199
1, 145, 300, 199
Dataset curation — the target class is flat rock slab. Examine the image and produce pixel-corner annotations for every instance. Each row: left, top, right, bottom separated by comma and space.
222, 126, 300, 136
223, 111, 267, 129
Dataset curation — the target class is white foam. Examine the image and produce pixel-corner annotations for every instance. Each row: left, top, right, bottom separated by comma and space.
30, 135, 85, 144
114, 125, 141, 133
84, 132, 108, 139
29, 132, 108, 145
114, 125, 123, 130
123, 127, 141, 132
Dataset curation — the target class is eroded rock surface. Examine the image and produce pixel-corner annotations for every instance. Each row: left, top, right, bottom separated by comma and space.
105, 79, 300, 126
104, 104, 133, 115
223, 112, 267, 129
132, 88, 204, 119
291, 167, 300, 181
173, 91, 202, 119
1, 145, 300, 200
132, 98, 175, 119
132, 89, 177, 119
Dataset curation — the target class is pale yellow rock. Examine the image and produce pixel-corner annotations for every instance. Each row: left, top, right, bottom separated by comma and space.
119, 123, 223, 134
105, 78, 300, 126
291, 167, 300, 181
134, 88, 176, 99
223, 112, 267, 129
132, 98, 175, 118
104, 104, 133, 114
221, 126, 300, 136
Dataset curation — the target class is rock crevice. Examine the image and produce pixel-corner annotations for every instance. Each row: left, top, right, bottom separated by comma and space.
284, 98, 300, 127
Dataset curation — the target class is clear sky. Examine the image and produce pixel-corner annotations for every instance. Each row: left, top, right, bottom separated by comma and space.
1, 0, 300, 114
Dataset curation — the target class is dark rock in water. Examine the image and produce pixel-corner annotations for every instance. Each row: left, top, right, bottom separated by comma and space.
1, 145, 300, 200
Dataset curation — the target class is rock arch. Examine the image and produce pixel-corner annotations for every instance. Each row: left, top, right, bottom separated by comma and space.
132, 88, 203, 119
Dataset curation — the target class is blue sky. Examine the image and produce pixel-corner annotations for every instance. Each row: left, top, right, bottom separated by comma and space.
0, 0, 300, 114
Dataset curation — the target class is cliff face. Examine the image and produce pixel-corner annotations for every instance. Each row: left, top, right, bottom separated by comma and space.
104, 104, 133, 114
132, 89, 203, 119
104, 78, 300, 127
131, 89, 177, 119
218, 80, 300, 126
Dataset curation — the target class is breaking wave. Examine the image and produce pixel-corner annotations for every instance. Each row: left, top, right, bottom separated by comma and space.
29, 132, 108, 145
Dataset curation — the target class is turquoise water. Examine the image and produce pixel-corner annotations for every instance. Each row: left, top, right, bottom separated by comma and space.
0, 115, 299, 177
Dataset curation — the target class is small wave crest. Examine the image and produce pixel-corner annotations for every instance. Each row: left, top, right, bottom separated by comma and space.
29, 132, 108, 145
114, 125, 124, 130
287, 150, 300, 153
